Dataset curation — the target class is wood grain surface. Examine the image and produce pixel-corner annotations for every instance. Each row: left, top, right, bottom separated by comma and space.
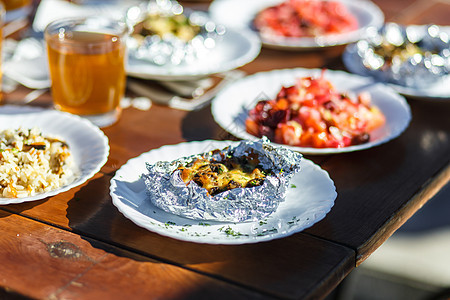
0, 0, 449, 299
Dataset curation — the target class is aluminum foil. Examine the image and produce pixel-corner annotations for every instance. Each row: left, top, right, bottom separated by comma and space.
125, 0, 226, 66
355, 23, 450, 87
143, 138, 302, 223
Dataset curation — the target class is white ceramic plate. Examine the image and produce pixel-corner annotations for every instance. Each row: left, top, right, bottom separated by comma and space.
211, 68, 412, 155
209, 0, 384, 50
0, 105, 109, 204
343, 27, 450, 100
110, 140, 336, 244
126, 28, 261, 81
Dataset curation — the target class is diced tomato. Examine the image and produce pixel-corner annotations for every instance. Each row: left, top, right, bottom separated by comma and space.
245, 70, 386, 148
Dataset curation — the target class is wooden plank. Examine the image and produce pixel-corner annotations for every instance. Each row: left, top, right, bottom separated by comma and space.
305, 101, 450, 263
2, 172, 355, 299
0, 211, 273, 300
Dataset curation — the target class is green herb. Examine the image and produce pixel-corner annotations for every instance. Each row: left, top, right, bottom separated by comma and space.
287, 216, 298, 225
290, 184, 297, 188
198, 222, 211, 226
165, 221, 176, 227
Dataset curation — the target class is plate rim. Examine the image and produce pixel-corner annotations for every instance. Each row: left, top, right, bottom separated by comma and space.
343, 40, 450, 100
109, 140, 337, 244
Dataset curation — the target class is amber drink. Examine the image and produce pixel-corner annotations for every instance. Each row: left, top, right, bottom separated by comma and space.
45, 17, 128, 127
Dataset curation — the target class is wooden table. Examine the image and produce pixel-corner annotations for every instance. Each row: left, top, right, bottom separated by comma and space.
1, 0, 449, 299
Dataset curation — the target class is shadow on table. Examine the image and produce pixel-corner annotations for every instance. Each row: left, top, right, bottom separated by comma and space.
180, 104, 239, 142
333, 182, 450, 300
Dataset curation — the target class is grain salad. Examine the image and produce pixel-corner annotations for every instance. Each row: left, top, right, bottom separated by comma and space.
0, 127, 75, 198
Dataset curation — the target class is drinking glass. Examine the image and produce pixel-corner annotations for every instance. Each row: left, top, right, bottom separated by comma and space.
44, 16, 128, 127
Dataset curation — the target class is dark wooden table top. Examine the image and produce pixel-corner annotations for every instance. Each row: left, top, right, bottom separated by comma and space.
0, 0, 449, 299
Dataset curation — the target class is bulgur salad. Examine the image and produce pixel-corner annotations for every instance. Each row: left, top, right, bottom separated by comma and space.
0, 127, 76, 198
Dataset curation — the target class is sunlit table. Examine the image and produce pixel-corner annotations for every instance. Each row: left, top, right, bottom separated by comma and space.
0, 0, 449, 299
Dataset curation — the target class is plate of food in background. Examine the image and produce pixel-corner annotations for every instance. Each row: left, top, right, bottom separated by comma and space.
209, 0, 384, 50
343, 23, 450, 100
125, 0, 261, 80
211, 68, 411, 155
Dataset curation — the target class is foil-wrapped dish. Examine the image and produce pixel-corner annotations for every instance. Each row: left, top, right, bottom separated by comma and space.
126, 0, 226, 66
143, 138, 302, 222
353, 23, 450, 88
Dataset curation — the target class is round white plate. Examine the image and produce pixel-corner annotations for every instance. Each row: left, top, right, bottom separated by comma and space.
209, 0, 384, 50
126, 27, 261, 81
343, 33, 450, 100
211, 68, 412, 155
0, 105, 109, 204
110, 140, 336, 244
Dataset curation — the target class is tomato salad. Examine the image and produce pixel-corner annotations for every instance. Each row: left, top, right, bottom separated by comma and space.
245, 70, 386, 148
253, 0, 358, 38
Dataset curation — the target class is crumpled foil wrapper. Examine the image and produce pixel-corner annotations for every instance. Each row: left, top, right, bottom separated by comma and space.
143, 138, 302, 223
125, 0, 226, 66
355, 23, 450, 87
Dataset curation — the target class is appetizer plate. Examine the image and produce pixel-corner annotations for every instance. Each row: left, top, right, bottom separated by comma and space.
0, 105, 109, 204
126, 27, 261, 81
343, 26, 450, 100
110, 140, 337, 244
211, 68, 412, 155
209, 0, 384, 50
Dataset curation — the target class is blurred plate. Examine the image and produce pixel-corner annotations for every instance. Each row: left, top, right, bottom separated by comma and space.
343, 26, 450, 100
126, 27, 261, 81
0, 106, 109, 204
211, 68, 412, 155
110, 140, 336, 244
209, 0, 384, 50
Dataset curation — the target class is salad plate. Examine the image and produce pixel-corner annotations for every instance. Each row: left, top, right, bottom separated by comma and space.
209, 0, 384, 50
110, 140, 336, 244
211, 68, 411, 155
0, 105, 109, 204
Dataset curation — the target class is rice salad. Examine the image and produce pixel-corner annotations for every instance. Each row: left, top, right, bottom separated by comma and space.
0, 127, 76, 198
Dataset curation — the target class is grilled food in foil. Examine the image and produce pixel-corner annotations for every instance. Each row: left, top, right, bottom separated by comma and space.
355, 23, 450, 87
143, 138, 302, 222
126, 0, 225, 66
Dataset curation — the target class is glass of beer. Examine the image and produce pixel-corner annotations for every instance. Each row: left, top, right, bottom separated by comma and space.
44, 16, 128, 127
